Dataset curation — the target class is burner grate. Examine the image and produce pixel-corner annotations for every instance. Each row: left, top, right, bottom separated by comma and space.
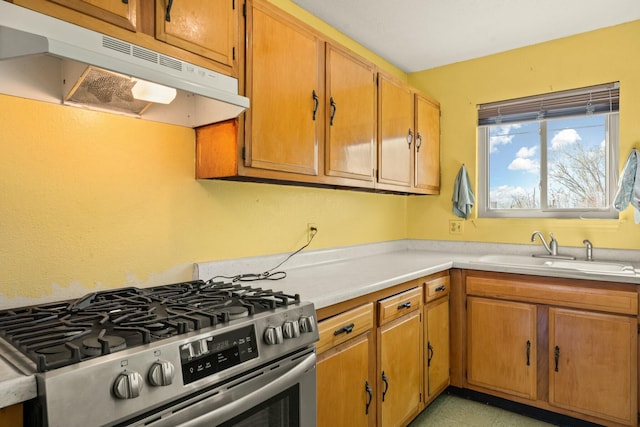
0, 279, 300, 372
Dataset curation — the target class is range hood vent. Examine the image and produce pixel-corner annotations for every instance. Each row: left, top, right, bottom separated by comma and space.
0, 2, 249, 128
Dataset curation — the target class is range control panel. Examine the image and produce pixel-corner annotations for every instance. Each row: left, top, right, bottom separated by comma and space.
179, 325, 258, 385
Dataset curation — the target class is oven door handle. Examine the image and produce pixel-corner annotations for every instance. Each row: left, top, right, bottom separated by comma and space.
181, 352, 317, 427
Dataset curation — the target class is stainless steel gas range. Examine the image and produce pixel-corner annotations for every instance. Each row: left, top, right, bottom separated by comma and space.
0, 280, 319, 426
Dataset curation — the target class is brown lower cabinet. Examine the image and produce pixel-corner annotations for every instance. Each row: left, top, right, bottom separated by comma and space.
0, 404, 22, 427
377, 288, 422, 427
457, 269, 638, 427
316, 272, 450, 427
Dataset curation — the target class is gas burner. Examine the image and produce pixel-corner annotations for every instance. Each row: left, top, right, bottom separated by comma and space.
0, 280, 304, 372
223, 306, 249, 320
82, 334, 126, 356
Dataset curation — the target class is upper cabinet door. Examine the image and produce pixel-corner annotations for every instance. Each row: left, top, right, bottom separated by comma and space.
48, 0, 138, 30
325, 45, 376, 182
414, 95, 440, 193
155, 0, 236, 67
377, 74, 413, 187
245, 2, 322, 175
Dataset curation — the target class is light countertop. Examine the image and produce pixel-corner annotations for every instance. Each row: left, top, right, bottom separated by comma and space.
3, 239, 639, 409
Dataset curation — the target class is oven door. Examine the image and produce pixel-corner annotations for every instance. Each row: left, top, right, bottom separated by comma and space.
122, 349, 316, 427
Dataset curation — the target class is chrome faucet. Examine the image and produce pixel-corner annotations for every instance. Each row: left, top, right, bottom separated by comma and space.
583, 239, 593, 261
531, 231, 558, 256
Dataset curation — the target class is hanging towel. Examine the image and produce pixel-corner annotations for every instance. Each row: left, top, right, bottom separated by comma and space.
452, 164, 475, 219
613, 148, 640, 223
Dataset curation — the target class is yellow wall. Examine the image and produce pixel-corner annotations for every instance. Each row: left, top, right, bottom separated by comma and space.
408, 20, 640, 250
0, 96, 407, 304
3, 3, 640, 306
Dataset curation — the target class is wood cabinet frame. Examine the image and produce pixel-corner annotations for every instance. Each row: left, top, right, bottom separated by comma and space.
453, 269, 639, 427
316, 271, 450, 427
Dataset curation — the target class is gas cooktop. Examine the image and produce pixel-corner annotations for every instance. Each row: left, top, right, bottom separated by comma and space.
0, 280, 301, 372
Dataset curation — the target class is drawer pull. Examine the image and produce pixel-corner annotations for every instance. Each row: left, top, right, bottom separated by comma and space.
333, 323, 355, 336
397, 301, 412, 310
435, 285, 446, 292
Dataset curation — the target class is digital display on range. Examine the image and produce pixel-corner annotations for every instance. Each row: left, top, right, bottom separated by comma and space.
180, 325, 258, 384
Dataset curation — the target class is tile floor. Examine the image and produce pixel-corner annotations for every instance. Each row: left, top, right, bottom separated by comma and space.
409, 393, 556, 427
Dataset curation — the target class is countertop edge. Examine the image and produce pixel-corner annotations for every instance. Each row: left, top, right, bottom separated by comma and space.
3, 239, 639, 408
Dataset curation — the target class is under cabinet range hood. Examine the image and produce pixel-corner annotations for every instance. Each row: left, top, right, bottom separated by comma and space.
0, 2, 249, 127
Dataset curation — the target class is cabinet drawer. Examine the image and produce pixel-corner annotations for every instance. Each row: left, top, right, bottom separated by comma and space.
466, 275, 638, 315
317, 303, 374, 354
378, 287, 422, 326
424, 275, 450, 303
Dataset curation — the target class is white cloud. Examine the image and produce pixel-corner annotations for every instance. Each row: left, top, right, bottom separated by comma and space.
551, 128, 581, 150
507, 145, 539, 173
508, 157, 539, 173
489, 124, 522, 153
515, 146, 537, 158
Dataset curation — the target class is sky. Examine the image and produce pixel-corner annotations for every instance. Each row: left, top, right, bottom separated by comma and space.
488, 115, 607, 208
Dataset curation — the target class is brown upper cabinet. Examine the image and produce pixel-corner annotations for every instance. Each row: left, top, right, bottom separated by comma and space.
47, 0, 138, 30
245, 0, 322, 177
155, 0, 237, 69
195, 0, 440, 194
13, 0, 238, 75
377, 73, 440, 194
325, 44, 377, 184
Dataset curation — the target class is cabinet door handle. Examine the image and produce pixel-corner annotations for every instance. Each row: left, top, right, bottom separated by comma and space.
122, 0, 129, 4
329, 97, 337, 126
407, 128, 413, 148
165, 0, 174, 22
397, 301, 412, 310
554, 345, 560, 372
427, 342, 434, 367
312, 90, 319, 121
365, 381, 372, 415
526, 340, 531, 366
333, 323, 354, 336
381, 371, 389, 402
416, 132, 423, 152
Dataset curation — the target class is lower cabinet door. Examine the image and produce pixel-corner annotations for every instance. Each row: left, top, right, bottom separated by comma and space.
317, 332, 374, 427
549, 307, 637, 425
425, 296, 449, 401
379, 310, 421, 427
466, 297, 537, 400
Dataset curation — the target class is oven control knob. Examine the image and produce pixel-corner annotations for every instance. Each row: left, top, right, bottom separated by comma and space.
299, 315, 316, 333
113, 371, 144, 399
264, 326, 284, 345
283, 320, 300, 339
148, 360, 175, 387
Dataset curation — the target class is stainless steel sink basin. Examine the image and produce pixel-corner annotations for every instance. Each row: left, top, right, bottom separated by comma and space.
474, 254, 638, 276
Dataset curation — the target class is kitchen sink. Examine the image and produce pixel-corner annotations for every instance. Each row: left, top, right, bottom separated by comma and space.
474, 254, 638, 277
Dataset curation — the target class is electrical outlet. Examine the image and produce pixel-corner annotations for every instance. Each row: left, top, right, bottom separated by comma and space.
449, 220, 463, 234
307, 223, 317, 242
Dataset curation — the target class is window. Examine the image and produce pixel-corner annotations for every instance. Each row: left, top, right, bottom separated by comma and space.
477, 82, 619, 218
